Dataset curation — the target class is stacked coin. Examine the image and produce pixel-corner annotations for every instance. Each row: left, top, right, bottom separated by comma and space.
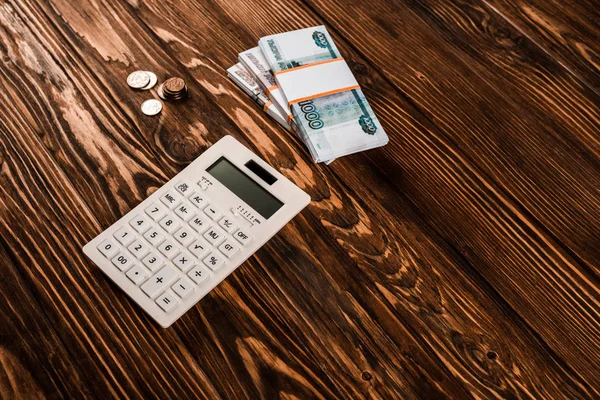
158, 77, 188, 101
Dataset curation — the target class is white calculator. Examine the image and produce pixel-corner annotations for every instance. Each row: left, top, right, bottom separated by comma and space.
83, 135, 310, 327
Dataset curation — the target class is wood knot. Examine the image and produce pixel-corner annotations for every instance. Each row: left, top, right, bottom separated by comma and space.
487, 351, 497, 360
361, 371, 372, 381
353, 63, 368, 75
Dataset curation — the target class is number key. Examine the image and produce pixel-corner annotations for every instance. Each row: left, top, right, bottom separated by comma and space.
97, 238, 118, 258
114, 226, 135, 246
159, 215, 180, 234
158, 239, 179, 259
144, 228, 165, 246
174, 226, 195, 246
145, 202, 168, 221
142, 252, 164, 271
111, 251, 134, 271
127, 239, 150, 259
129, 214, 151, 234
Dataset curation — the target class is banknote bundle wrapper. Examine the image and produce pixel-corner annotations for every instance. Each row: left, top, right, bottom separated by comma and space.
230, 25, 388, 163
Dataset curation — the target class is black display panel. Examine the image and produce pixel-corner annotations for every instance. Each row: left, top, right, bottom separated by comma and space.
206, 157, 283, 219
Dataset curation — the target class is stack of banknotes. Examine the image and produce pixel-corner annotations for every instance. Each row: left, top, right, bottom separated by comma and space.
227, 26, 388, 163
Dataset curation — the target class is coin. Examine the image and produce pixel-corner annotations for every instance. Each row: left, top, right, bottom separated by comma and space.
127, 71, 151, 89
158, 77, 188, 101
140, 71, 157, 90
164, 77, 185, 93
157, 83, 166, 100
141, 99, 162, 116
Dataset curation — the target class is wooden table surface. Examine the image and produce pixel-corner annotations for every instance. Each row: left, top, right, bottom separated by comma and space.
1, 0, 599, 398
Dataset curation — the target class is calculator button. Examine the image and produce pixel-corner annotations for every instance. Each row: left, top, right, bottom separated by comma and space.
218, 216, 238, 233
97, 238, 118, 258
160, 190, 182, 210
114, 226, 135, 246
155, 290, 178, 312
233, 228, 253, 246
129, 214, 152, 234
203, 227, 226, 246
187, 265, 210, 285
172, 277, 195, 298
173, 251, 195, 272
174, 226, 195, 246
142, 252, 164, 271
174, 203, 196, 222
203, 252, 225, 271
157, 239, 180, 259
126, 265, 148, 285
231, 208, 240, 217
189, 192, 208, 208
145, 202, 168, 221
218, 239, 240, 258
189, 214, 210, 233
143, 228, 165, 246
159, 215, 180, 233
141, 266, 178, 298
198, 182, 209, 191
203, 204, 222, 220
111, 251, 134, 271
127, 239, 150, 259
175, 180, 193, 197
188, 238, 210, 259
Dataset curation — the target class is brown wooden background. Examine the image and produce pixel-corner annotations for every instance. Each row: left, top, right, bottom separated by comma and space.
1, 0, 599, 398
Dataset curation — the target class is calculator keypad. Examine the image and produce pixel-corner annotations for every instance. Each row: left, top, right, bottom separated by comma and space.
94, 180, 251, 318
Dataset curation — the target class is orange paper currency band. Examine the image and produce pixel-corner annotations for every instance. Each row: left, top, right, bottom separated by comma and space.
266, 85, 278, 97
274, 58, 345, 76
288, 85, 360, 107
263, 101, 272, 112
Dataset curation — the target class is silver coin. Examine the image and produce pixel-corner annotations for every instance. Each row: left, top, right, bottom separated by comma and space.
140, 71, 157, 90
157, 83, 166, 100
141, 99, 162, 116
127, 71, 150, 89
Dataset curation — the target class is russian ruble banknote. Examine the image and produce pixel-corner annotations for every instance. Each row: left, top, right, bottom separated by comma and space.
259, 26, 388, 162
238, 47, 294, 128
227, 63, 290, 131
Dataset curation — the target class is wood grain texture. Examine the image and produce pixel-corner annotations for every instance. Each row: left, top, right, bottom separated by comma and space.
484, 0, 600, 92
302, 0, 600, 386
0, 0, 598, 398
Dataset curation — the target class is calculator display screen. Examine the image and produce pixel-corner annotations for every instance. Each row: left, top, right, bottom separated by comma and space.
206, 157, 284, 219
